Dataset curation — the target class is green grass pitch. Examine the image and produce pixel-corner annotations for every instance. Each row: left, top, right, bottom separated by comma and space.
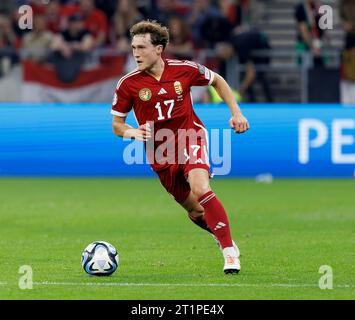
0, 178, 354, 300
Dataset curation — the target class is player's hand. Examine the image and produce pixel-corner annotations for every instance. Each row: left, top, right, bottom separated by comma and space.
229, 112, 250, 134
127, 123, 152, 141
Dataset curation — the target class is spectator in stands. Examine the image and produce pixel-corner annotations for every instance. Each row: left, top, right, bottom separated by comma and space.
199, 13, 233, 49
219, 0, 251, 34
0, 14, 20, 77
340, 0, 355, 104
294, 0, 326, 67
0, 0, 15, 15
165, 15, 194, 60
187, 0, 222, 47
22, 14, 53, 63
112, 0, 143, 53
94, 0, 117, 22
151, 0, 181, 26
215, 30, 273, 102
131, 0, 157, 20
78, 0, 109, 47
45, 0, 65, 33
49, 13, 94, 83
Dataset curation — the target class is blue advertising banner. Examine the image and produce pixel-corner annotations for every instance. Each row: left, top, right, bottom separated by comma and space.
0, 103, 354, 177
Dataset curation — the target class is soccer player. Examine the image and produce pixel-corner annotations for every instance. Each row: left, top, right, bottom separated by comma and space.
111, 20, 249, 274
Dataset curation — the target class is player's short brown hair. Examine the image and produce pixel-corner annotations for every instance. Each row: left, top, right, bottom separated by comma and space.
130, 20, 169, 50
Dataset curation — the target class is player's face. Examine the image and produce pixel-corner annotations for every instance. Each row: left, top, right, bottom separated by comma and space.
131, 34, 163, 71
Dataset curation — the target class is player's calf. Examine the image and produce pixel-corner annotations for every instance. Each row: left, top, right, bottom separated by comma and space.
181, 190, 212, 234
198, 190, 234, 249
188, 211, 213, 234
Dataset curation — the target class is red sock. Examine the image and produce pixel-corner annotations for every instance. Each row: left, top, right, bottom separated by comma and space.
198, 191, 233, 249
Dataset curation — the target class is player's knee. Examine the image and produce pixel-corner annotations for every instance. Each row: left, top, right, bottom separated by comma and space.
190, 184, 211, 199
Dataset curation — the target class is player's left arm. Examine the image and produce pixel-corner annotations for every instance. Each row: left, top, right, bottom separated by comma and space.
211, 72, 250, 134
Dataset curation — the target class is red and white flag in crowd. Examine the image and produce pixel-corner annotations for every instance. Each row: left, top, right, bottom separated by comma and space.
22, 56, 126, 103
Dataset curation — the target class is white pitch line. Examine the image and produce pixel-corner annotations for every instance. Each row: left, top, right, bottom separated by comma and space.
31, 281, 354, 289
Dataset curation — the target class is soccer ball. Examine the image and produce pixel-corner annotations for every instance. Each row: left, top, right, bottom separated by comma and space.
81, 241, 119, 276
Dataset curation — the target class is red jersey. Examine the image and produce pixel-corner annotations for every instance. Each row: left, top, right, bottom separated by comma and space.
111, 59, 215, 172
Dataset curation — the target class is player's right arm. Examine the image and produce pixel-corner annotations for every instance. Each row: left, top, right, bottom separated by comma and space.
112, 116, 151, 142
111, 77, 151, 141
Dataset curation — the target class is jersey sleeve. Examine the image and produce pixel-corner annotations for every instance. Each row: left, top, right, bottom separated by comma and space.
187, 61, 215, 87
111, 78, 133, 117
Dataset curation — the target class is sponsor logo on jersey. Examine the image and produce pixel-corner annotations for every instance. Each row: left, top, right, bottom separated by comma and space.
174, 81, 183, 95
139, 88, 152, 101
158, 88, 167, 95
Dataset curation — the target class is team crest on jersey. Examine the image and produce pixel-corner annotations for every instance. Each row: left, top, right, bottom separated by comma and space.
139, 88, 152, 101
174, 81, 183, 95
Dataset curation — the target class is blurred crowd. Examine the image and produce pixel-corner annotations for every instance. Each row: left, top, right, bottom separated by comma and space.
0, 0, 354, 103
0, 0, 271, 102
0, 0, 252, 69
339, 0, 355, 104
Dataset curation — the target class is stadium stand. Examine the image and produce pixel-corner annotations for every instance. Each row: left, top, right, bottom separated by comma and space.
246, 0, 344, 102
0, 0, 348, 103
